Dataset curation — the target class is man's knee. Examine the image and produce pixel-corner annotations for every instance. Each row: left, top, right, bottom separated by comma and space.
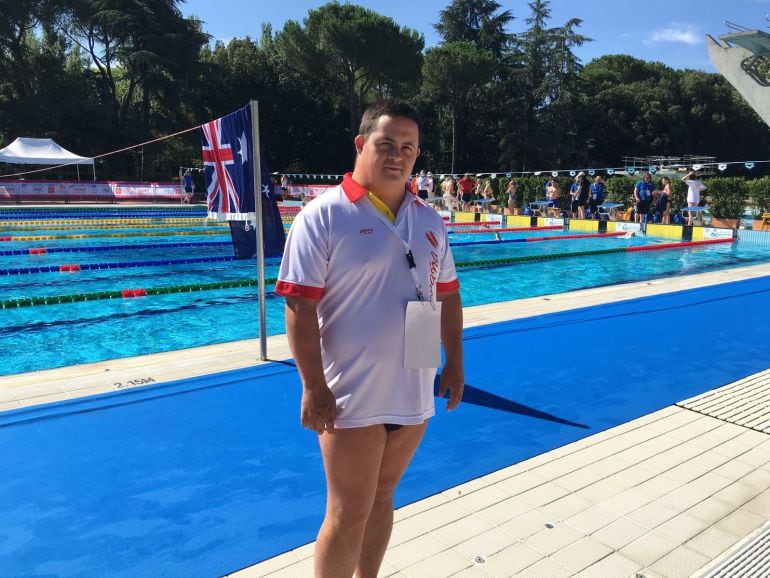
325, 499, 374, 530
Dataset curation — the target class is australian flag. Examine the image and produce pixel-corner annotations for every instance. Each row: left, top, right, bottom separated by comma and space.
200, 104, 285, 257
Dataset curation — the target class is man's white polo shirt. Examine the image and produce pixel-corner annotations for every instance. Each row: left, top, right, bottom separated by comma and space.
276, 173, 460, 428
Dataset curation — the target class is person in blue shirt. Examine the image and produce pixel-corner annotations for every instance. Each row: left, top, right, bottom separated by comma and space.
589, 175, 606, 219
182, 169, 194, 203
633, 172, 655, 223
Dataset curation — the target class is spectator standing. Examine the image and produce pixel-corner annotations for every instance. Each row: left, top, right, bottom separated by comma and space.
506, 179, 517, 214
569, 172, 589, 219
416, 170, 430, 200
546, 177, 562, 217
589, 175, 605, 219
281, 174, 290, 201
682, 169, 706, 225
457, 173, 475, 211
182, 169, 194, 203
656, 176, 672, 224
633, 172, 655, 223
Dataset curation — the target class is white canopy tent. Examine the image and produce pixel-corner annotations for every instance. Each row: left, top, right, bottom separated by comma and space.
0, 137, 95, 180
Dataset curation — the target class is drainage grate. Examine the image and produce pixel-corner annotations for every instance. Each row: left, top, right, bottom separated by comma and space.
677, 369, 770, 433
696, 522, 770, 578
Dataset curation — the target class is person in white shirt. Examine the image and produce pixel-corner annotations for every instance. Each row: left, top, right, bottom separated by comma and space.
682, 169, 706, 224
276, 99, 464, 578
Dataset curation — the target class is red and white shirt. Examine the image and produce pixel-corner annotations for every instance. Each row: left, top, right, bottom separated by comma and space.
276, 173, 460, 428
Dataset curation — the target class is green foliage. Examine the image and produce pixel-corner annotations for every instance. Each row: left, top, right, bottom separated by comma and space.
275, 2, 424, 135
0, 0, 769, 185
705, 177, 747, 219
745, 177, 770, 215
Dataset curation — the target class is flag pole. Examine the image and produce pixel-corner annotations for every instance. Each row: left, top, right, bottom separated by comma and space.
250, 99, 268, 361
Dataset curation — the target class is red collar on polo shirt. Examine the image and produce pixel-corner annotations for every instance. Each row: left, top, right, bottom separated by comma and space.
341, 172, 413, 203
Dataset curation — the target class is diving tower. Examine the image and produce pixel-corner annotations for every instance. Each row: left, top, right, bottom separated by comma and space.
707, 20, 770, 127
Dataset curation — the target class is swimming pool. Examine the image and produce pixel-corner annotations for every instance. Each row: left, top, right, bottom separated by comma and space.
2, 208, 768, 376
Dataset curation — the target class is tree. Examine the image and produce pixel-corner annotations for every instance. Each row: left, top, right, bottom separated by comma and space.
57, 0, 208, 131
275, 2, 424, 137
434, 0, 513, 59
422, 41, 495, 172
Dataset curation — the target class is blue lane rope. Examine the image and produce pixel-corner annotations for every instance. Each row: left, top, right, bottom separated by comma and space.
0, 241, 233, 257
0, 255, 240, 276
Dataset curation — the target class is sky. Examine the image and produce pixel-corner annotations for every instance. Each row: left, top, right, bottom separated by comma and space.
180, 0, 770, 72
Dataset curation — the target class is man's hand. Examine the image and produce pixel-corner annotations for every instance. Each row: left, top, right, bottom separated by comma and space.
438, 360, 464, 411
301, 384, 337, 434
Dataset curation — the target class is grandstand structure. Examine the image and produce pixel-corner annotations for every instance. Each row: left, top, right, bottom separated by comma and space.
707, 18, 770, 128
621, 155, 718, 177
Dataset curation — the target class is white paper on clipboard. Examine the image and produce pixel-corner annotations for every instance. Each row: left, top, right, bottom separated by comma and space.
404, 300, 442, 368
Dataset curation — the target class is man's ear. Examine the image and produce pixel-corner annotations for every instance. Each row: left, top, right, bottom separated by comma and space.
354, 134, 364, 154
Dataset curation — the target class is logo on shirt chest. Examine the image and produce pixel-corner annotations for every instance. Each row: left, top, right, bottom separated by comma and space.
425, 230, 438, 248
359, 228, 374, 235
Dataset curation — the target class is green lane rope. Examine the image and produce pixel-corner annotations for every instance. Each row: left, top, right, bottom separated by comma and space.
454, 247, 626, 269
0, 277, 279, 309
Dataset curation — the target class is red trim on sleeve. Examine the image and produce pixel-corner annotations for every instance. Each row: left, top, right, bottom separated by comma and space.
437, 279, 460, 292
275, 281, 324, 300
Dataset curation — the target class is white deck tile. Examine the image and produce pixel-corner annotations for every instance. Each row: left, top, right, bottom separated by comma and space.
522, 523, 584, 556
685, 497, 742, 526
620, 532, 679, 568
452, 527, 522, 559
474, 496, 532, 526
741, 489, 770, 518
563, 504, 620, 535
578, 552, 642, 578
430, 515, 495, 548
401, 549, 473, 576
514, 556, 573, 577
649, 546, 711, 578
591, 517, 650, 550
599, 488, 655, 517
384, 533, 449, 570
685, 526, 742, 559
538, 492, 595, 521
654, 512, 711, 545
550, 536, 613, 573
473, 542, 543, 576
514, 481, 570, 507
409, 501, 472, 532
713, 508, 765, 538
498, 509, 555, 540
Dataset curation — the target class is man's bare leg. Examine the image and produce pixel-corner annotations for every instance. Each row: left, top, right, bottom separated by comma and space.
355, 422, 428, 577
314, 425, 387, 578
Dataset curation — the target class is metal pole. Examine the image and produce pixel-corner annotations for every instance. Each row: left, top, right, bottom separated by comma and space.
250, 100, 268, 361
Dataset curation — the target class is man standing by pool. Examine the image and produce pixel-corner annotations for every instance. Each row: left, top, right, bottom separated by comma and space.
275, 99, 464, 577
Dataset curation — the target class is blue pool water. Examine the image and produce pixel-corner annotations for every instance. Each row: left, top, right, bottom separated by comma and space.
2, 217, 769, 376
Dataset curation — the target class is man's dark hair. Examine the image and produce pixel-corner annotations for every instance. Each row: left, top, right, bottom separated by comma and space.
358, 99, 421, 140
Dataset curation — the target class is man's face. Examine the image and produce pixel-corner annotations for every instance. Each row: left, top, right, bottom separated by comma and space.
354, 115, 420, 188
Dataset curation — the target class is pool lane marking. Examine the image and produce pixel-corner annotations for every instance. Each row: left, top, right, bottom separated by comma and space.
0, 229, 228, 241
453, 237, 735, 268
450, 231, 626, 247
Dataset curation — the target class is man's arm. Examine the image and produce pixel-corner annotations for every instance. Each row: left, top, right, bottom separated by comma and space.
682, 170, 694, 182
437, 289, 464, 410
285, 296, 337, 433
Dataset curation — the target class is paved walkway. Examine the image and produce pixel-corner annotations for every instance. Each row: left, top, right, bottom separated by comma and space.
3, 263, 770, 577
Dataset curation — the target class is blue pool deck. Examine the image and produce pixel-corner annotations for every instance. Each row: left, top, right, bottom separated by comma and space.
2, 263, 770, 577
